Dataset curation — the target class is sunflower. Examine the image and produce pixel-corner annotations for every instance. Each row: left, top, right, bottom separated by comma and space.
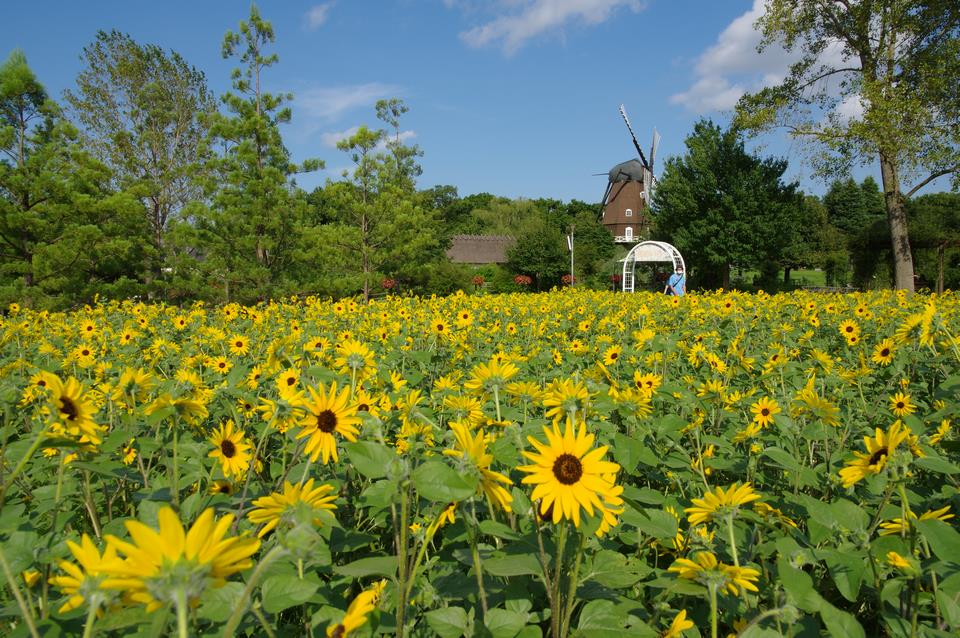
326, 579, 387, 638
464, 357, 520, 394
602, 345, 622, 366
839, 420, 910, 488
276, 368, 301, 396
662, 609, 694, 638
889, 391, 916, 417
110, 367, 156, 409
72, 344, 96, 369
296, 382, 361, 463
101, 507, 260, 611
929, 419, 950, 445
879, 506, 954, 535
685, 483, 761, 526
208, 420, 253, 478
668, 551, 760, 597
229, 334, 250, 356
47, 374, 103, 445
334, 339, 377, 382
838, 319, 860, 338
518, 421, 621, 527
750, 396, 780, 427
633, 371, 662, 394
542, 378, 590, 425
442, 394, 486, 426
248, 479, 338, 537
886, 551, 916, 572
871, 339, 895, 366
49, 534, 120, 613
444, 421, 513, 512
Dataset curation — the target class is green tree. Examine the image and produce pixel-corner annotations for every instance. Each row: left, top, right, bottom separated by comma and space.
908, 192, 960, 291
506, 214, 568, 291
652, 119, 803, 289
735, 0, 960, 291
323, 102, 443, 301
0, 51, 149, 308
64, 31, 214, 279
179, 5, 320, 303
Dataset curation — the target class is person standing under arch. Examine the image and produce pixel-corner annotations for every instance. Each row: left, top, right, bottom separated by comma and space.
665, 265, 685, 296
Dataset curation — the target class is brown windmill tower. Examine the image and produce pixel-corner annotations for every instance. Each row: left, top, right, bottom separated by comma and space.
599, 105, 660, 244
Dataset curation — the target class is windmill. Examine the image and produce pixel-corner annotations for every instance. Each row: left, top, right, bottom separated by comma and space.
597, 104, 660, 244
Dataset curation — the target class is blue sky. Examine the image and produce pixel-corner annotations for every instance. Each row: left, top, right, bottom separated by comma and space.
2, 1, 902, 201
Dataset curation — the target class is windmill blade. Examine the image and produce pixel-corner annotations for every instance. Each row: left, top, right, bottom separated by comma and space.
649, 128, 661, 174
618, 104, 650, 170
596, 181, 613, 222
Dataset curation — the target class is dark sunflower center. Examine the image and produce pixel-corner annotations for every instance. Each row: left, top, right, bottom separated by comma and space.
552, 453, 583, 485
59, 397, 78, 421
881, 348, 890, 357
218, 483, 232, 494
845, 326, 853, 333
82, 349, 90, 356
235, 341, 243, 348
317, 410, 338, 433
610, 352, 618, 359
437, 324, 444, 331
286, 377, 295, 386
761, 408, 770, 417
357, 403, 370, 412
896, 402, 905, 409
220, 439, 237, 458
868, 447, 888, 465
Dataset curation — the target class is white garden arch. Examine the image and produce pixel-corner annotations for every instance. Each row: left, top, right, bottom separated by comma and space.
620, 241, 685, 292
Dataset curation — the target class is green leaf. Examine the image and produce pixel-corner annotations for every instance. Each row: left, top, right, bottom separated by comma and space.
344, 441, 395, 479
426, 607, 470, 638
917, 519, 960, 563
411, 460, 478, 503
573, 600, 629, 638
763, 447, 802, 472
196, 582, 245, 622
486, 608, 527, 638
821, 550, 865, 602
624, 506, 678, 539
261, 574, 319, 614
584, 550, 648, 588
612, 433, 644, 473
479, 519, 520, 541
819, 602, 865, 638
937, 590, 960, 630
334, 556, 398, 578
776, 557, 823, 613
483, 554, 543, 577
916, 455, 960, 475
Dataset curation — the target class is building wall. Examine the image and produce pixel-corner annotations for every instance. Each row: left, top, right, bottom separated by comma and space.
602, 180, 650, 238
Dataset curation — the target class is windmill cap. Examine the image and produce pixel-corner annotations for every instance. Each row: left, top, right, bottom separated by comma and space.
608, 159, 646, 182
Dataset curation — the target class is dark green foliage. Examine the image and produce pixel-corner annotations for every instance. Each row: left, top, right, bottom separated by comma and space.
174, 6, 321, 304
652, 119, 804, 289
64, 31, 214, 276
506, 217, 568, 291
0, 51, 150, 309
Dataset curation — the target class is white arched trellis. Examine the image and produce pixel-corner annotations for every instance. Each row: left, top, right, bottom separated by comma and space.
620, 241, 685, 292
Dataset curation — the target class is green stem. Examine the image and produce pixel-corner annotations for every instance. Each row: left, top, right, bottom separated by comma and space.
222, 546, 289, 638
0, 544, 40, 638
726, 514, 739, 567
0, 424, 48, 509
493, 386, 502, 423
175, 588, 188, 638
469, 499, 488, 620
396, 485, 410, 638
172, 427, 180, 507
709, 583, 719, 638
81, 599, 99, 638
560, 533, 586, 638
551, 524, 568, 638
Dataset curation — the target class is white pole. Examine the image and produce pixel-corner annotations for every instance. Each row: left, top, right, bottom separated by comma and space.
569, 224, 575, 287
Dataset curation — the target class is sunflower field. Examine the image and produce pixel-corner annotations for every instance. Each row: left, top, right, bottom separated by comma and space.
1, 289, 959, 638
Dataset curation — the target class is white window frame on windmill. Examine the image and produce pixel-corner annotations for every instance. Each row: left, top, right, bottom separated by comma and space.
625, 208, 633, 217
625, 226, 633, 241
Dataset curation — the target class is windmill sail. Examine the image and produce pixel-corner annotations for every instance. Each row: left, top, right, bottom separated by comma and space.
618, 104, 650, 170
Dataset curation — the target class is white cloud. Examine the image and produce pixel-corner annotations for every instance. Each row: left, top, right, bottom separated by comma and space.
670, 0, 856, 115
305, 3, 334, 30
297, 83, 402, 121
458, 0, 646, 55
320, 126, 360, 148
321, 126, 417, 151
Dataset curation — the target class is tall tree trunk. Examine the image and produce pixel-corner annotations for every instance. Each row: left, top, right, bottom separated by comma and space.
879, 152, 915, 291
783, 266, 792, 287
